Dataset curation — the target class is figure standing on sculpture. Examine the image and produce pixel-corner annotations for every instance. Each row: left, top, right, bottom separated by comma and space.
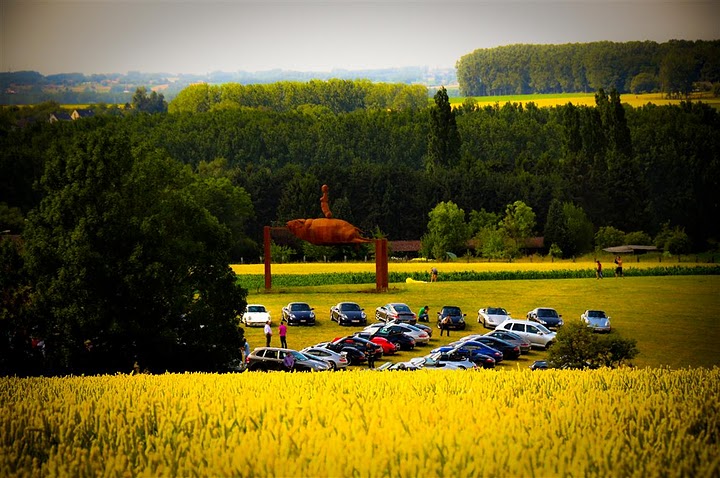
320, 184, 333, 219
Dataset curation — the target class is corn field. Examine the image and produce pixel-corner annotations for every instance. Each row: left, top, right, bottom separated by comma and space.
2, 368, 719, 477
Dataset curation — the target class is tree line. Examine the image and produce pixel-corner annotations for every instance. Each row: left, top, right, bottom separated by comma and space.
457, 40, 720, 97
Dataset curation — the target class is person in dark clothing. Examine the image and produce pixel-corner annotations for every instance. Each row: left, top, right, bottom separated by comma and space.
366, 345, 376, 369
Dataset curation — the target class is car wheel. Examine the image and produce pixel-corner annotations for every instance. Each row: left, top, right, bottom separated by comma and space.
328, 361, 336, 370
545, 341, 554, 350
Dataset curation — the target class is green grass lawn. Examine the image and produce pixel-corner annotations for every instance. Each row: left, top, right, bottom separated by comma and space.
240, 275, 720, 370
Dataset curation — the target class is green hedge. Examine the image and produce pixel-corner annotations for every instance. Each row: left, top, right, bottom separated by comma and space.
235, 265, 720, 289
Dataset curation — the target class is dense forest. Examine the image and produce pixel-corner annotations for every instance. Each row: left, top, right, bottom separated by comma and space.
457, 40, 720, 97
2, 81, 719, 258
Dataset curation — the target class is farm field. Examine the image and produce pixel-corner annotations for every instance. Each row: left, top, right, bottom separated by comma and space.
235, 266, 720, 369
448, 92, 720, 109
3, 369, 719, 477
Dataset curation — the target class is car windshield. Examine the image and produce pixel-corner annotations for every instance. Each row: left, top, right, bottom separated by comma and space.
290, 351, 309, 362
538, 309, 558, 318
247, 305, 265, 313
341, 303, 361, 311
443, 307, 461, 315
488, 307, 506, 315
393, 304, 411, 312
291, 303, 310, 311
588, 310, 606, 318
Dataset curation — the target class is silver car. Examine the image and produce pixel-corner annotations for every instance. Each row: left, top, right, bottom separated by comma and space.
495, 319, 557, 350
300, 346, 349, 370
478, 307, 512, 329
581, 310, 612, 333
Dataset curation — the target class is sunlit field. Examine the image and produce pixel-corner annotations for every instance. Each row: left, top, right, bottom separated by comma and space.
3, 369, 718, 477
448, 92, 720, 109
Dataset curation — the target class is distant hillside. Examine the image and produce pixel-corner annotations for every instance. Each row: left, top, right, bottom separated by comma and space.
0, 67, 456, 105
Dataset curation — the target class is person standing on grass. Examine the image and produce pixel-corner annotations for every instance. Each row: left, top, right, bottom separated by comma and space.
264, 320, 272, 347
279, 320, 288, 349
430, 267, 438, 282
366, 344, 376, 369
440, 314, 451, 337
615, 256, 624, 277
596, 260, 603, 279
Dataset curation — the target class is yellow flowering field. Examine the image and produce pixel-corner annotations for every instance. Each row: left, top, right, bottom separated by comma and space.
3, 368, 719, 477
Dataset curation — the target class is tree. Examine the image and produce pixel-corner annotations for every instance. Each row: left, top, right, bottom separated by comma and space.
21, 128, 248, 375
501, 200, 536, 255
595, 226, 626, 250
563, 202, 594, 256
132, 87, 168, 113
655, 223, 692, 254
548, 321, 638, 369
425, 86, 461, 173
421, 201, 468, 260
543, 199, 569, 256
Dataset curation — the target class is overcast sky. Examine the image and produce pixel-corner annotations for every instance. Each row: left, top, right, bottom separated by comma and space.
1, 0, 718, 75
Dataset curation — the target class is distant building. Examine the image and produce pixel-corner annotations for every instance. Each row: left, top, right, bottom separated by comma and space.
49, 112, 72, 123
71, 109, 94, 120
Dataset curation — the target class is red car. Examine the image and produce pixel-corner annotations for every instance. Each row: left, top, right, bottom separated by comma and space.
357, 334, 399, 355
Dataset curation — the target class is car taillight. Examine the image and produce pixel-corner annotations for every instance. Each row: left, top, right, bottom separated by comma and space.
514, 346, 520, 352
419, 333, 428, 338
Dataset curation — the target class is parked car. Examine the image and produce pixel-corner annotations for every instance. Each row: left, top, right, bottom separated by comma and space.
375, 303, 418, 325
245, 347, 330, 372
329, 336, 383, 360
353, 332, 400, 355
365, 326, 416, 351
478, 307, 512, 329
581, 310, 612, 333
330, 302, 368, 326
410, 352, 478, 370
495, 319, 557, 350
300, 346, 349, 370
242, 304, 271, 327
387, 319, 433, 337
281, 302, 316, 326
484, 329, 532, 354
437, 306, 467, 330
530, 360, 549, 370
314, 342, 367, 365
462, 336, 521, 360
526, 307, 564, 330
432, 340, 504, 363
376, 361, 421, 371
377, 323, 430, 345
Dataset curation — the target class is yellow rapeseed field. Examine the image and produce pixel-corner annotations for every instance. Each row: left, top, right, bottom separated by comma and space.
2, 368, 719, 477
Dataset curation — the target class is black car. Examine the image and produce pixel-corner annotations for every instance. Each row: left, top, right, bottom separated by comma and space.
328, 336, 383, 360
281, 302, 316, 326
485, 330, 532, 354
370, 326, 416, 351
527, 307, 564, 330
471, 335, 521, 360
375, 303, 417, 325
437, 305, 467, 330
330, 302, 368, 326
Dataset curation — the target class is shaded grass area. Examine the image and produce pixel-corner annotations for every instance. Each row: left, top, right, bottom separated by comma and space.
239, 275, 720, 370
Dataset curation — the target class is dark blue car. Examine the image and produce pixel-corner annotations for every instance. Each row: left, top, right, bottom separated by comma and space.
432, 340, 503, 363
281, 302, 316, 326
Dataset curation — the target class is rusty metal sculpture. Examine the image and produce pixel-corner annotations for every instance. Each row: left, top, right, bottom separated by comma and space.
264, 185, 385, 291
285, 184, 371, 245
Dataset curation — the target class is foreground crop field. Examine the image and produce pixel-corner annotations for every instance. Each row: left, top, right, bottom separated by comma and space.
2, 369, 718, 477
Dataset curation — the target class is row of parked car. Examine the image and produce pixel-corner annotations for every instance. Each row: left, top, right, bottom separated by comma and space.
241, 302, 612, 335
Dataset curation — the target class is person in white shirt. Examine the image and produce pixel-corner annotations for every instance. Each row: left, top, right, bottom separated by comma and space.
264, 321, 272, 347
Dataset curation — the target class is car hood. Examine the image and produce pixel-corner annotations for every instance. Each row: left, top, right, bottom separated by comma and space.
588, 317, 610, 326
245, 312, 270, 320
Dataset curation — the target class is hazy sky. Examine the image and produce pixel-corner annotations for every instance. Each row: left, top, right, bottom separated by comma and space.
2, 0, 719, 75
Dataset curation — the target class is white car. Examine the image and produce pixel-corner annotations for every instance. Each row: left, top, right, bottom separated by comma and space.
242, 304, 271, 327
410, 352, 477, 370
581, 310, 612, 333
478, 307, 512, 329
495, 319, 556, 350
